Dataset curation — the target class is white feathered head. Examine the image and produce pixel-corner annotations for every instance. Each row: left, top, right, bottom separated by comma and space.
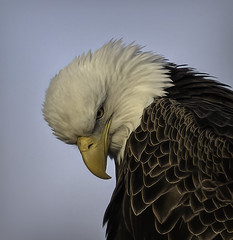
43, 40, 172, 178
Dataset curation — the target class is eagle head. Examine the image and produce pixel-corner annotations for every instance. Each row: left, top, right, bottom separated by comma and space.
43, 40, 172, 179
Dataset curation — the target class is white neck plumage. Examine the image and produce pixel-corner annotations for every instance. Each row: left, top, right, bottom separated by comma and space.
101, 41, 173, 163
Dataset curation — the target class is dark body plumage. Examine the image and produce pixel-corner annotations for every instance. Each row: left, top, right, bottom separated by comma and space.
104, 65, 233, 240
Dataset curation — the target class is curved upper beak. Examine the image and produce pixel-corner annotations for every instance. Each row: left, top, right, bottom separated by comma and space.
77, 119, 111, 179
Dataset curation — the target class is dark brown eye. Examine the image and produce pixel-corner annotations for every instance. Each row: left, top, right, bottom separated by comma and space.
96, 107, 104, 120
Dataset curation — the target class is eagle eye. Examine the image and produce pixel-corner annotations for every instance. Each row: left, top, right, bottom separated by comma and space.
96, 107, 104, 120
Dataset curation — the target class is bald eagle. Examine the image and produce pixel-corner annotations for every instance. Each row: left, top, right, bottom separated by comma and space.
43, 40, 233, 240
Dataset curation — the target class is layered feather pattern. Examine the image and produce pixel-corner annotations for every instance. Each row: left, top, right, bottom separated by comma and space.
104, 65, 233, 240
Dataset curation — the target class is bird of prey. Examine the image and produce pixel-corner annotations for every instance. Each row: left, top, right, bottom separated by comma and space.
43, 40, 233, 240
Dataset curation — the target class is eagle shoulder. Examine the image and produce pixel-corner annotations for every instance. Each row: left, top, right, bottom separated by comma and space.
105, 95, 233, 240
127, 96, 233, 239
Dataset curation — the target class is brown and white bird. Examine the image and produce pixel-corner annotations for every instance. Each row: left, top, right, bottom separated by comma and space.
43, 40, 233, 240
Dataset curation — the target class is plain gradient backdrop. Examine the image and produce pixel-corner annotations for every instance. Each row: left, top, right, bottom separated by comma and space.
1, 1, 233, 240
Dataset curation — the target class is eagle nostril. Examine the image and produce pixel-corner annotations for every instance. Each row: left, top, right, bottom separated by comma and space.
88, 143, 94, 149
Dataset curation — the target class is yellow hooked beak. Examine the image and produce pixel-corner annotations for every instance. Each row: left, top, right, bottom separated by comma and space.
77, 120, 111, 179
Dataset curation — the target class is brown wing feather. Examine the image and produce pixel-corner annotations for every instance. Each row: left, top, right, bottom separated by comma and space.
123, 98, 233, 240
104, 97, 233, 240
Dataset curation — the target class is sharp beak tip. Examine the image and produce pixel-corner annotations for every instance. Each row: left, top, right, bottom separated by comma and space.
89, 168, 112, 180
102, 174, 112, 180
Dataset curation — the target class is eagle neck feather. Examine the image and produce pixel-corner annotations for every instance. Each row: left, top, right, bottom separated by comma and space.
97, 41, 173, 164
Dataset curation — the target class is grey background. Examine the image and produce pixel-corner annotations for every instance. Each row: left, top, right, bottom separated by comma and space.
1, 1, 233, 240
